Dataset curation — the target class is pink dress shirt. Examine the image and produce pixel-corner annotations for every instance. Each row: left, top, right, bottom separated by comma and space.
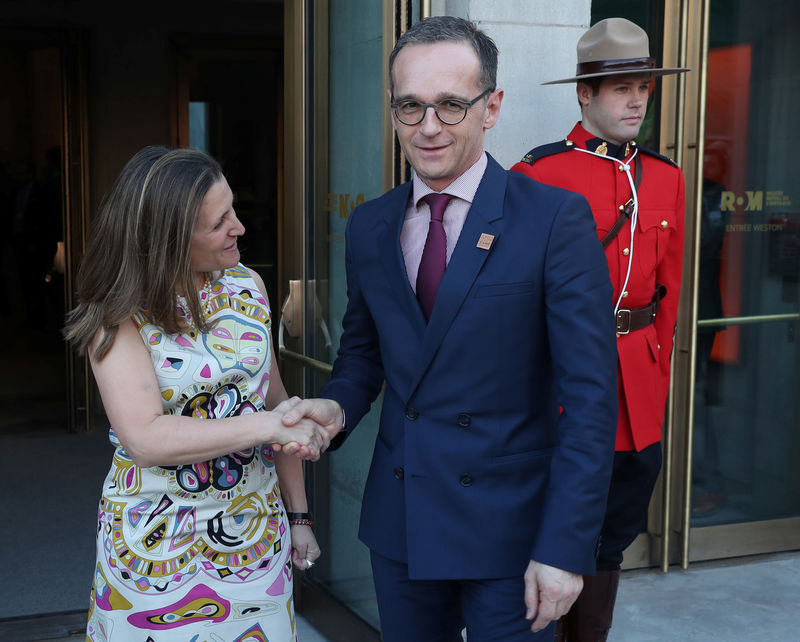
401, 153, 488, 291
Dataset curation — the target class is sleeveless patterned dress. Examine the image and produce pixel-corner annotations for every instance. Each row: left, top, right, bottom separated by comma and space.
86, 265, 297, 641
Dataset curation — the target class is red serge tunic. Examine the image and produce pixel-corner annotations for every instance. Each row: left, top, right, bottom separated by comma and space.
512, 123, 685, 452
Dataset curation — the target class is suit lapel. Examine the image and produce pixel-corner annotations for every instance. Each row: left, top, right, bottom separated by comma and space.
377, 182, 427, 336
409, 155, 507, 394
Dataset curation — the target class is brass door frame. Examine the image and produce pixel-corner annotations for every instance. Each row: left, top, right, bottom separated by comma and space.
283, 0, 311, 310
283, 0, 414, 372
613, 0, 698, 572
281, 3, 383, 637
673, 0, 712, 571
654, 0, 710, 572
658, 0, 800, 570
280, 0, 334, 378
61, 31, 92, 432
281, 0, 312, 378
382, 0, 415, 192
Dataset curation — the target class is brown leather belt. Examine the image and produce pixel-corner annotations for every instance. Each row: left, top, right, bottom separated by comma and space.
616, 284, 666, 336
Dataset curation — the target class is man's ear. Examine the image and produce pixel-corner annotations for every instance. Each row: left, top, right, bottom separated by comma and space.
576, 82, 593, 108
482, 89, 504, 131
388, 89, 398, 130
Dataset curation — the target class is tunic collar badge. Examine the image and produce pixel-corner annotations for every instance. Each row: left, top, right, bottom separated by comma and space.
586, 137, 634, 160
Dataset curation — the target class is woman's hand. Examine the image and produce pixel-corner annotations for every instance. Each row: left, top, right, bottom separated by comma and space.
266, 397, 331, 461
281, 398, 345, 458
290, 524, 321, 571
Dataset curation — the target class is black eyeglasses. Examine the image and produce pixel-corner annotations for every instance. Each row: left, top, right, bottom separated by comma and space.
391, 88, 493, 126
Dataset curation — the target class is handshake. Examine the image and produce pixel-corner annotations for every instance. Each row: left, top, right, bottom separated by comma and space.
269, 396, 345, 461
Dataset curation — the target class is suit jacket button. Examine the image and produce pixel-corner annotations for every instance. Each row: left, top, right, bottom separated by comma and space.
459, 474, 473, 487
457, 413, 471, 427
393, 467, 404, 480
405, 407, 419, 420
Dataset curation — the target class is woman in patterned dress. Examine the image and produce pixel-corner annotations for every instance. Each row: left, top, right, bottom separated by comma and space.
65, 146, 332, 640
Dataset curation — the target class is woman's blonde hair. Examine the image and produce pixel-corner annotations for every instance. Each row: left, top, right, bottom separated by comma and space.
64, 146, 224, 359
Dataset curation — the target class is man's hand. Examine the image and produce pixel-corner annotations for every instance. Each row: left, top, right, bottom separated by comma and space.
524, 560, 583, 632
281, 398, 345, 444
268, 396, 331, 460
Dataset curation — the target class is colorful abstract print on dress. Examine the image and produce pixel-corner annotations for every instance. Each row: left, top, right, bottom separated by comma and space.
87, 265, 297, 641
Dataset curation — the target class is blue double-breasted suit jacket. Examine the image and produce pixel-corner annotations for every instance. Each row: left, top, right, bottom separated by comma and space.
322, 154, 618, 580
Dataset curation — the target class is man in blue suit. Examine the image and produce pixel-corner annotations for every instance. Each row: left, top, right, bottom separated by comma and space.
283, 16, 618, 641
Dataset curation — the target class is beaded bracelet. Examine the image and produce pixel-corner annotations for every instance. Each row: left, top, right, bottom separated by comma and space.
289, 518, 315, 527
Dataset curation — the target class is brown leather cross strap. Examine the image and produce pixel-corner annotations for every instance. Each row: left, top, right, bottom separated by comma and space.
600, 152, 643, 249
616, 284, 667, 335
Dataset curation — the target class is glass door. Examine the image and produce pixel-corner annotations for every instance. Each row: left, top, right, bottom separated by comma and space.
0, 36, 70, 436
304, 0, 386, 631
590, 0, 679, 571
0, 29, 90, 432
280, 0, 417, 637
173, 40, 283, 326
0, 29, 95, 624
665, 0, 800, 566
687, 0, 800, 560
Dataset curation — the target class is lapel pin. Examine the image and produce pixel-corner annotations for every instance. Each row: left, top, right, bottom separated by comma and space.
476, 233, 495, 250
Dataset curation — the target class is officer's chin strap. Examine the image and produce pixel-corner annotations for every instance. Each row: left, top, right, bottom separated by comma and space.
574, 146, 640, 317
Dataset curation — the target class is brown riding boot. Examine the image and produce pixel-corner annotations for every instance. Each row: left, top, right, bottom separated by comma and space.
557, 569, 620, 641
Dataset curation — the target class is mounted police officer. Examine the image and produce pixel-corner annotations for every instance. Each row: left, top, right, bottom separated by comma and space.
512, 18, 689, 641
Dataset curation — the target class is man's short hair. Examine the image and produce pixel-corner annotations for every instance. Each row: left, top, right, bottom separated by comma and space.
577, 77, 604, 109
579, 77, 604, 95
388, 16, 498, 95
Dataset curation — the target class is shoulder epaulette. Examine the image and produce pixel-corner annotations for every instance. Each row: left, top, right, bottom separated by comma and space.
634, 143, 678, 168
519, 139, 575, 165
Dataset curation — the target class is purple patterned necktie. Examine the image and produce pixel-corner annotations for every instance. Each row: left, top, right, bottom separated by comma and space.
416, 192, 453, 320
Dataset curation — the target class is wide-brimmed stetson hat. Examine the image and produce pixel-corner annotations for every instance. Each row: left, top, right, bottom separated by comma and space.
544, 17, 689, 85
